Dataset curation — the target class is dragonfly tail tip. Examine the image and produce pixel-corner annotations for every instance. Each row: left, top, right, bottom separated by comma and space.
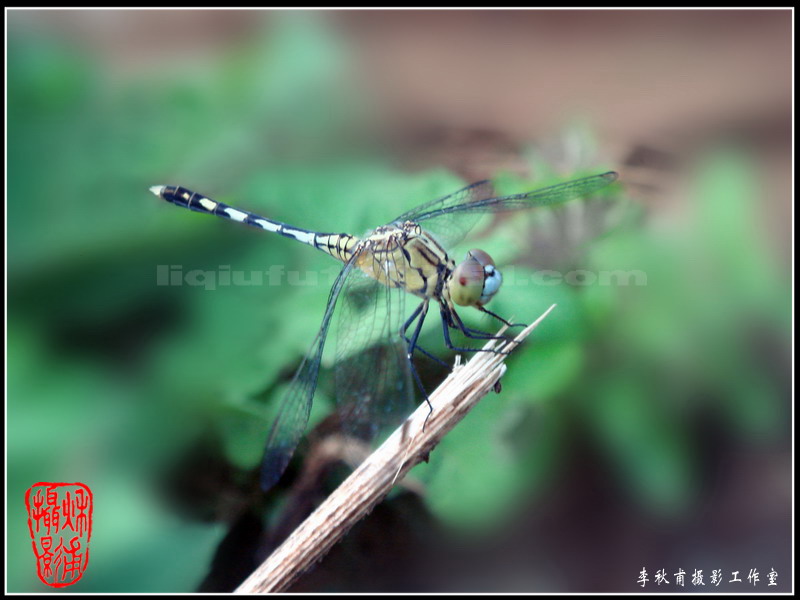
603, 171, 620, 183
149, 185, 165, 198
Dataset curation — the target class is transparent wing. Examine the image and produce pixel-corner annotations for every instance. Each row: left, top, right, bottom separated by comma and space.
260, 256, 359, 491
392, 179, 495, 225
392, 171, 618, 249
333, 251, 416, 447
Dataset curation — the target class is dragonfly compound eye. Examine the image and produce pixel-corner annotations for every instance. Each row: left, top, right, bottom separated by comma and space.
450, 249, 503, 307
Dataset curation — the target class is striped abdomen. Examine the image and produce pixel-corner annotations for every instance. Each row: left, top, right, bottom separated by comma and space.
150, 185, 358, 263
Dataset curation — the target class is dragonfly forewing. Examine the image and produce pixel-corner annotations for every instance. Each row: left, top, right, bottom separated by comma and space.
397, 172, 618, 249
391, 180, 496, 250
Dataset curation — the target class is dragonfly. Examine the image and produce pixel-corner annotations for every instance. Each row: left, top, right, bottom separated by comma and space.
150, 170, 617, 490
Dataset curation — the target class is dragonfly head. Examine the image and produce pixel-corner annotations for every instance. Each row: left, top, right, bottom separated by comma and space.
449, 249, 503, 307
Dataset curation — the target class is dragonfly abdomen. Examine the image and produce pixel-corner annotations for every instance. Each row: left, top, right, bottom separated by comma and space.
312, 233, 359, 263
150, 185, 358, 262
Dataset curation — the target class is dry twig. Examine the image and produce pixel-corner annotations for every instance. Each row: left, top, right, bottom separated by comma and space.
235, 304, 557, 593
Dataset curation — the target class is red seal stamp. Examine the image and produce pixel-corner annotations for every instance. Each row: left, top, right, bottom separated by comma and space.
25, 482, 93, 587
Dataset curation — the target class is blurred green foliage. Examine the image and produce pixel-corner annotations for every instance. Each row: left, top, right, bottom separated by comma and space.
8, 13, 789, 592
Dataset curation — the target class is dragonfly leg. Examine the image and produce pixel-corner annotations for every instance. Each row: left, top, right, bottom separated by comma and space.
449, 307, 514, 345
401, 300, 449, 368
409, 362, 434, 430
440, 306, 512, 355
401, 300, 435, 427
478, 306, 526, 328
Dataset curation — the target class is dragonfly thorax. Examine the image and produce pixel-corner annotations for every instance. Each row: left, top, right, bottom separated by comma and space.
448, 249, 503, 307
